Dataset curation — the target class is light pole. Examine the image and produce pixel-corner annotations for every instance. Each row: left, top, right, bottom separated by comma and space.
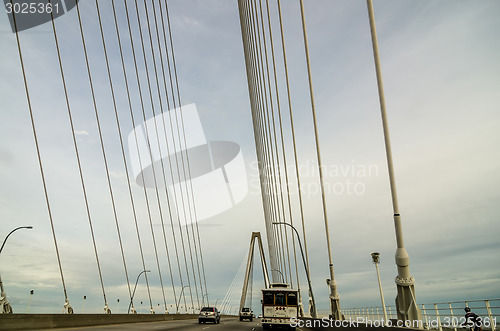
202, 293, 209, 307
176, 286, 189, 314
1, 225, 33, 314
128, 270, 150, 314
366, 0, 422, 324
271, 269, 285, 282
371, 252, 388, 323
0, 226, 33, 255
27, 290, 34, 313
273, 222, 317, 318
82, 295, 86, 313
215, 298, 221, 309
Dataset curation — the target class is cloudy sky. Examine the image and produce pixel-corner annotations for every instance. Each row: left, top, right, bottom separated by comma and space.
1, 0, 499, 316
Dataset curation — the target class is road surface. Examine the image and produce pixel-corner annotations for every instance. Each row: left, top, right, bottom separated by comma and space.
55, 317, 295, 330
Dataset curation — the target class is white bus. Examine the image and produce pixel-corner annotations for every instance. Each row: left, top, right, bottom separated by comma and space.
261, 283, 298, 330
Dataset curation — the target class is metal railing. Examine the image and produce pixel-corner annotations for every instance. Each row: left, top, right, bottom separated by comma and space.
343, 299, 499, 330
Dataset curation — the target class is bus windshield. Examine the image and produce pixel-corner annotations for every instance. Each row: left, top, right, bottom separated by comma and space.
275, 293, 286, 305
262, 291, 298, 306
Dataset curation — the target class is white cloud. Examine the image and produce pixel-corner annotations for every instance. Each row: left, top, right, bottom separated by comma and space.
74, 130, 89, 136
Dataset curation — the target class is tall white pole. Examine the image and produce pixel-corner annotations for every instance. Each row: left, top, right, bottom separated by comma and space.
27, 290, 34, 313
366, 0, 422, 325
375, 263, 388, 322
298, 0, 341, 320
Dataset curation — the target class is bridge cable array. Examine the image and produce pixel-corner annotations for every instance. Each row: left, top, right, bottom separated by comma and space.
10, 0, 208, 313
238, 0, 344, 316
8, 0, 71, 313
220, 256, 247, 315
238, 0, 309, 295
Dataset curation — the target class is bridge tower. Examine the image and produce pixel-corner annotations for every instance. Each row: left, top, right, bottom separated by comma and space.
239, 232, 271, 314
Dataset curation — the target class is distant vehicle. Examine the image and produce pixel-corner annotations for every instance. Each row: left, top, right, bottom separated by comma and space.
258, 314, 263, 318
239, 307, 253, 321
198, 307, 220, 324
261, 283, 298, 330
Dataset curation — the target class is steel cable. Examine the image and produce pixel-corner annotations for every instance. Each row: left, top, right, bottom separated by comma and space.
9, 2, 71, 311
250, 0, 287, 281
276, 0, 311, 279
47, 0, 109, 309
239, 0, 279, 280
74, 1, 134, 310
242, 0, 281, 282
122, 0, 170, 310
262, 0, 297, 288
163, 1, 208, 308
257, 0, 293, 285
110, 0, 155, 311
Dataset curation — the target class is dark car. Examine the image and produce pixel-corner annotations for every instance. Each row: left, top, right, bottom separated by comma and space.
199, 307, 220, 324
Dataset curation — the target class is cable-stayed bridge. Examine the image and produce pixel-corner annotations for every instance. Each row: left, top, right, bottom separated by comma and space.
1, 0, 499, 330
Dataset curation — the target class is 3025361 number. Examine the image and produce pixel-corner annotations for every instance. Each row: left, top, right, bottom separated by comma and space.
441, 316, 497, 328
5, 2, 60, 15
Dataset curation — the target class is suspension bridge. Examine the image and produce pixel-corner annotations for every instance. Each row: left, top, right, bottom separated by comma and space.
1, 0, 499, 330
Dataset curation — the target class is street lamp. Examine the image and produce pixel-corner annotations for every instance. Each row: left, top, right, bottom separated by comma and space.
0, 226, 33, 255
27, 290, 34, 313
1, 225, 33, 314
371, 252, 388, 323
273, 222, 317, 318
82, 295, 86, 313
202, 293, 209, 307
128, 270, 150, 314
271, 269, 285, 282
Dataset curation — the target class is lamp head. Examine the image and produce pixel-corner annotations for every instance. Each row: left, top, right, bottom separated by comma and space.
371, 252, 380, 264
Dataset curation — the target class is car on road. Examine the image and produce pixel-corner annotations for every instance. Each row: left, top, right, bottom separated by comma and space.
198, 307, 220, 324
258, 314, 263, 318
239, 307, 253, 321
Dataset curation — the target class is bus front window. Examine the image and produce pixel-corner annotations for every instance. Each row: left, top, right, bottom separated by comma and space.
263, 292, 274, 305
287, 293, 297, 306
275, 293, 285, 306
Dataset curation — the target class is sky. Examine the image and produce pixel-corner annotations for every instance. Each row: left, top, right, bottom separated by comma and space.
1, 0, 499, 316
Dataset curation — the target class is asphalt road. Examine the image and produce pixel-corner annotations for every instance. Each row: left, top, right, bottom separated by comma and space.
55, 317, 296, 331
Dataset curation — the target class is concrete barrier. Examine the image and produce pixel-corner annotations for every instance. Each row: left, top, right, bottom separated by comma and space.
0, 313, 201, 330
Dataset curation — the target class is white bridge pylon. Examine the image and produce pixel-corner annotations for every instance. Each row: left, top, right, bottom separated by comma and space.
239, 232, 271, 313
